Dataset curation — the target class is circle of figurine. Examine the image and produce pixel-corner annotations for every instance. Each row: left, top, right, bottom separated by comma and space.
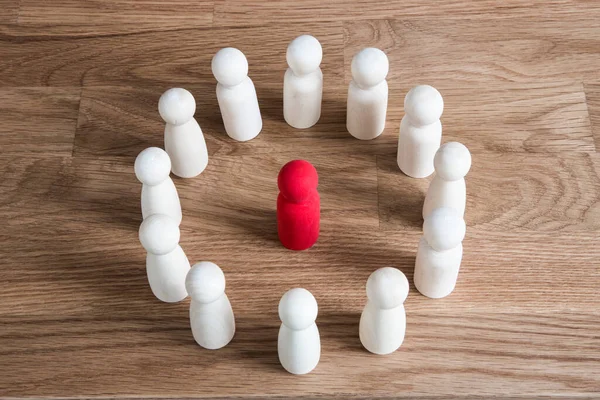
347, 47, 389, 140
284, 34, 323, 129
159, 88, 209, 178
360, 267, 409, 355
212, 47, 263, 142
186, 261, 235, 350
134, 35, 472, 374
278, 288, 320, 374
139, 214, 190, 303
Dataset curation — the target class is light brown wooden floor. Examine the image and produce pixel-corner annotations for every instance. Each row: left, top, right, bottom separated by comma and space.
1, 1, 600, 398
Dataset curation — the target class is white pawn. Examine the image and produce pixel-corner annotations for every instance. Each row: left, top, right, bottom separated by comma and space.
423, 142, 472, 219
414, 207, 466, 299
284, 35, 323, 129
346, 48, 389, 140
212, 48, 262, 142
139, 214, 190, 303
134, 147, 182, 225
359, 267, 409, 355
186, 261, 235, 350
159, 88, 209, 178
397, 85, 444, 178
278, 288, 320, 375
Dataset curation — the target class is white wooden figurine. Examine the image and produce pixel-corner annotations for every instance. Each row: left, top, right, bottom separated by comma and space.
159, 88, 209, 178
212, 47, 262, 141
359, 267, 409, 355
423, 142, 472, 219
186, 261, 235, 350
284, 35, 323, 129
134, 147, 182, 225
346, 47, 389, 140
278, 288, 320, 374
414, 207, 466, 299
397, 85, 444, 178
138, 214, 190, 303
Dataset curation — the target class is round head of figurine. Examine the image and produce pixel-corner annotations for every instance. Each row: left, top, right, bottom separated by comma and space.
185, 261, 226, 304
351, 48, 389, 89
404, 85, 444, 126
134, 147, 172, 186
286, 35, 323, 76
211, 47, 249, 87
423, 207, 466, 251
277, 160, 318, 203
434, 142, 472, 181
138, 214, 180, 255
366, 267, 409, 309
278, 288, 318, 330
158, 88, 196, 126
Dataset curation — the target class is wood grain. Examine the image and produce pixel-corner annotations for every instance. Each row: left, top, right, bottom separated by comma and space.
377, 151, 600, 231
344, 18, 600, 86
0, 21, 343, 87
2, 312, 599, 397
1, 1, 600, 398
18, 0, 215, 34
214, 0, 600, 25
0, 0, 18, 24
0, 88, 81, 156
584, 82, 600, 151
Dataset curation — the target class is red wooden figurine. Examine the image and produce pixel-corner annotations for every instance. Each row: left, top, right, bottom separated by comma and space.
277, 160, 320, 250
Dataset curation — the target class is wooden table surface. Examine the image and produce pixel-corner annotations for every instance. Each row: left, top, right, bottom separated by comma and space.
1, 1, 600, 398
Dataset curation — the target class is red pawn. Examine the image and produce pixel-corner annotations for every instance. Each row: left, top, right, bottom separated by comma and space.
277, 160, 320, 251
